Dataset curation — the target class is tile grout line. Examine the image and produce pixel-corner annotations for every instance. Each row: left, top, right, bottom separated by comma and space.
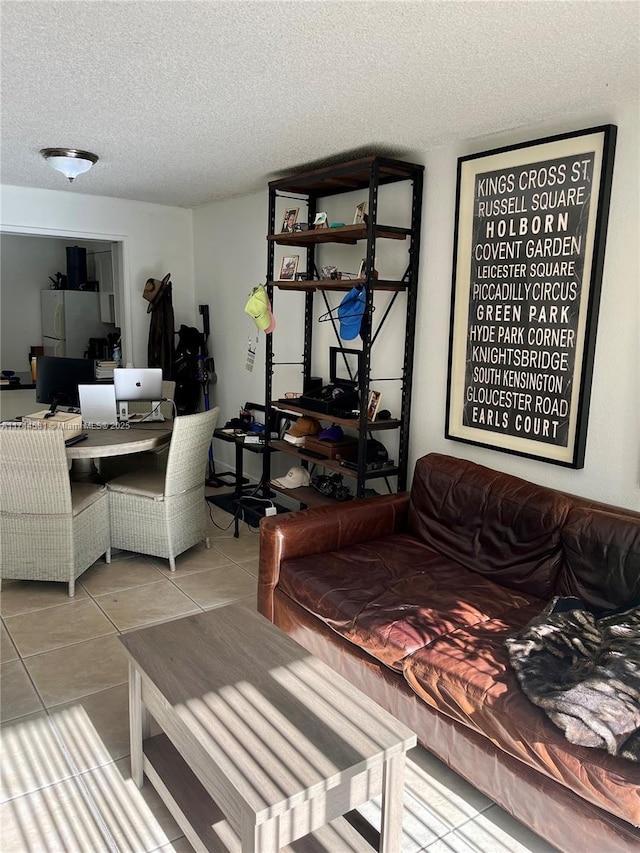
40, 704, 122, 853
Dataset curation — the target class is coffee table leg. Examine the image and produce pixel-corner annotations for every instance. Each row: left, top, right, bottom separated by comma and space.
379, 752, 406, 852
241, 816, 278, 853
129, 663, 150, 788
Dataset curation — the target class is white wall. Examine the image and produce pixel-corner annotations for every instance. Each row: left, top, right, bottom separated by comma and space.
193, 192, 275, 480
194, 100, 639, 509
0, 186, 195, 369
0, 234, 67, 369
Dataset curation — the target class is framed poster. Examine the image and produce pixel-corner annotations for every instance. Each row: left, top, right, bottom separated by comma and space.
446, 125, 616, 468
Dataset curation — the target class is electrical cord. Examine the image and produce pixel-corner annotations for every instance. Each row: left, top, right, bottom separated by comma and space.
136, 397, 175, 423
206, 498, 239, 533
206, 478, 275, 534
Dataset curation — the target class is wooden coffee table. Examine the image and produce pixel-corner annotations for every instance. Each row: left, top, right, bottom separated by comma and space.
119, 602, 416, 852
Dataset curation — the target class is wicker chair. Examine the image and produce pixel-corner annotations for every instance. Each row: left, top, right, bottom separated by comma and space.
99, 380, 176, 480
107, 408, 219, 570
0, 428, 111, 597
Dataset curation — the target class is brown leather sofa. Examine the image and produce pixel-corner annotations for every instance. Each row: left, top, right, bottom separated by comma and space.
259, 453, 640, 853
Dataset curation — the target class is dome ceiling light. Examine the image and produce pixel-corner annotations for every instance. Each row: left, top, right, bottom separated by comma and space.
40, 148, 99, 183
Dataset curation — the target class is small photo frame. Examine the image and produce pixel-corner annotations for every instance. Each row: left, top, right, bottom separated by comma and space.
313, 211, 328, 228
281, 207, 299, 232
353, 202, 367, 225
279, 255, 300, 280
357, 259, 366, 279
367, 390, 382, 421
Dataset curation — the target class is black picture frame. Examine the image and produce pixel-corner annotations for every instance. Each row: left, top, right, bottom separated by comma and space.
446, 125, 617, 468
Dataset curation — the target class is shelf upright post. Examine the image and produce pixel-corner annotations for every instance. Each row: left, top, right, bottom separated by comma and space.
355, 160, 380, 497
264, 185, 278, 489
397, 166, 424, 491
303, 192, 317, 389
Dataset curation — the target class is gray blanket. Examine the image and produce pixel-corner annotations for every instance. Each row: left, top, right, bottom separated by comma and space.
506, 597, 640, 761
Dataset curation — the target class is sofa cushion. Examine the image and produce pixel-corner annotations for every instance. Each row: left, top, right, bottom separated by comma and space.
402, 605, 640, 828
278, 533, 538, 670
558, 507, 640, 611
408, 453, 572, 599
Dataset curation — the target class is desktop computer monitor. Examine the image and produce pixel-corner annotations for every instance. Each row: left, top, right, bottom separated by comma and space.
36, 356, 96, 409
113, 368, 164, 421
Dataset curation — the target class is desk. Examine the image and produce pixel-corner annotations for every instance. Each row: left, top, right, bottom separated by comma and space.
212, 428, 275, 497
67, 422, 172, 481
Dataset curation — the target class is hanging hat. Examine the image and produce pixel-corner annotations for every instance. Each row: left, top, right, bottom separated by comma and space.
244, 285, 276, 333
143, 273, 171, 313
338, 286, 366, 340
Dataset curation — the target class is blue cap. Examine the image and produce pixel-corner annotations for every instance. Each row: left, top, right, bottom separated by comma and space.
338, 286, 366, 340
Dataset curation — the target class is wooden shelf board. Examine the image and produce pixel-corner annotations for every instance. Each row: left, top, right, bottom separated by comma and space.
271, 483, 396, 507
268, 155, 424, 196
270, 483, 338, 508
270, 278, 407, 293
270, 439, 399, 480
271, 402, 401, 430
268, 224, 408, 247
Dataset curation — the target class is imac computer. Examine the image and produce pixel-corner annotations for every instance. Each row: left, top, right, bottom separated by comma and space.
113, 368, 164, 422
36, 356, 96, 412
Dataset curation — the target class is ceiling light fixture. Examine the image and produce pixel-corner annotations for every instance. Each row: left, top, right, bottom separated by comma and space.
40, 148, 99, 183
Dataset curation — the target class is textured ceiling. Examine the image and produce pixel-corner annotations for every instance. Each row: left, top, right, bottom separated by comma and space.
1, 1, 638, 209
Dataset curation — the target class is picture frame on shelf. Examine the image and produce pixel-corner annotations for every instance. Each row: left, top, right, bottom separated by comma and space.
353, 202, 368, 225
445, 124, 617, 469
281, 207, 299, 233
279, 255, 300, 281
357, 259, 366, 279
313, 212, 328, 229
367, 390, 382, 421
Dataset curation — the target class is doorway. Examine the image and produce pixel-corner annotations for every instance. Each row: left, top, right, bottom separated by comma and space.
0, 226, 130, 371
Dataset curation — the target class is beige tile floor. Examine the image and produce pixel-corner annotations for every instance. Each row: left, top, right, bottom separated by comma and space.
0, 498, 555, 852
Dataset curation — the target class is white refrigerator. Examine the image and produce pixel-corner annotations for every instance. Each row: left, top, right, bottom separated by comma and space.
41, 290, 113, 358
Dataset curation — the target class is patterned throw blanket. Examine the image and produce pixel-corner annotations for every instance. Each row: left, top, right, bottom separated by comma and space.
506, 597, 640, 761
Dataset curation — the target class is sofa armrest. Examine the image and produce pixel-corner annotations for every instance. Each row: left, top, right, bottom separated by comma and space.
258, 492, 410, 621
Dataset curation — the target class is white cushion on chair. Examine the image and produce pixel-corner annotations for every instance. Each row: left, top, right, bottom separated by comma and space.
107, 469, 166, 499
70, 483, 108, 515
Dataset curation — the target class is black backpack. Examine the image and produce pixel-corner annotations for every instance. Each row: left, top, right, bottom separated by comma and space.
173, 325, 204, 415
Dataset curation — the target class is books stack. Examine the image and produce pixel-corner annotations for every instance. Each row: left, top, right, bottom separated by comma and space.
96, 360, 117, 380
282, 433, 305, 446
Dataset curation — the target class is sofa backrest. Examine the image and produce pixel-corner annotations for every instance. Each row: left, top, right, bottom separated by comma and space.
557, 506, 640, 611
408, 454, 573, 599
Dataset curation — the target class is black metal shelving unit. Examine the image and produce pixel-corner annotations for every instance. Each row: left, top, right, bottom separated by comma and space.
263, 155, 424, 506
